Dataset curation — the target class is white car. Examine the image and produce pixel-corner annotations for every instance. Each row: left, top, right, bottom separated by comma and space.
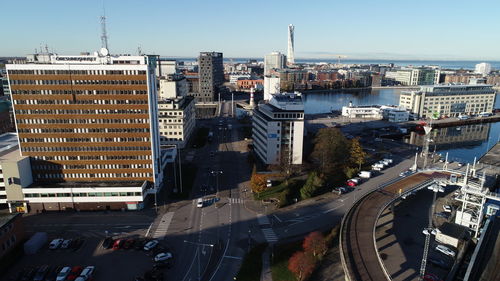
61, 239, 72, 249
143, 240, 159, 251
49, 238, 64, 250
56, 267, 72, 281
422, 228, 438, 236
443, 205, 452, 212
435, 244, 455, 257
197, 198, 204, 208
154, 252, 173, 262
76, 266, 95, 281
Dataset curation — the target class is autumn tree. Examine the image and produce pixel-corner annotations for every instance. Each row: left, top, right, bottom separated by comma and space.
250, 166, 267, 193
311, 128, 350, 178
349, 137, 366, 170
303, 231, 327, 258
288, 251, 316, 281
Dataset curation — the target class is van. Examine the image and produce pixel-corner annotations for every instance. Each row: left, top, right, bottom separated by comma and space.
458, 115, 470, 120
196, 198, 204, 208
479, 112, 493, 117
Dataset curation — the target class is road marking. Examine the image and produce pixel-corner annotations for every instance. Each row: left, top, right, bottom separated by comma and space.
322, 204, 344, 214
153, 212, 174, 239
257, 214, 270, 225
261, 228, 278, 242
273, 214, 282, 223
223, 255, 243, 260
145, 222, 154, 237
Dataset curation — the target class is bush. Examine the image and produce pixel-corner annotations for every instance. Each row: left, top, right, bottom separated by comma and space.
300, 172, 324, 200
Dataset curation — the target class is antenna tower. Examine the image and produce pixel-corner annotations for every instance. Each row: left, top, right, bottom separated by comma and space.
100, 13, 109, 51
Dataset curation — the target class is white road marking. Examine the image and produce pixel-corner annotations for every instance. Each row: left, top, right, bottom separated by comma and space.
322, 204, 345, 214
273, 214, 282, 223
224, 255, 243, 260
153, 212, 174, 239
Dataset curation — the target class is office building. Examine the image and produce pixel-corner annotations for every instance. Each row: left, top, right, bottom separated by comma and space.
0, 100, 13, 134
264, 52, 286, 76
0, 213, 24, 259
399, 84, 496, 118
156, 59, 177, 77
252, 92, 304, 165
264, 76, 281, 101
341, 103, 409, 122
475, 62, 492, 76
159, 74, 188, 99
6, 51, 165, 211
158, 95, 196, 149
385, 67, 440, 86
287, 25, 295, 65
198, 52, 223, 103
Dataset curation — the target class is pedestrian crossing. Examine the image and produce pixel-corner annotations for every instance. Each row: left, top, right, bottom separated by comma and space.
257, 214, 278, 243
228, 197, 244, 204
153, 212, 174, 239
257, 214, 271, 225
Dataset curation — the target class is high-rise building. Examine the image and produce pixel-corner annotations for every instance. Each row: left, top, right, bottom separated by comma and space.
5, 51, 165, 211
252, 92, 304, 165
264, 52, 286, 76
197, 52, 223, 103
399, 84, 496, 118
475, 62, 492, 76
264, 76, 280, 101
287, 25, 295, 66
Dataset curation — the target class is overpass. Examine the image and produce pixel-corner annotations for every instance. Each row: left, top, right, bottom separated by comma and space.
339, 170, 452, 281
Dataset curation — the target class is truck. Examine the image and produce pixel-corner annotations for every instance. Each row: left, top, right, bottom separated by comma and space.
358, 171, 372, 179
24, 232, 48, 255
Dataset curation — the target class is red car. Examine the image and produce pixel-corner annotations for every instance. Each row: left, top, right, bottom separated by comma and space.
112, 239, 124, 250
424, 273, 442, 281
66, 266, 83, 281
346, 180, 357, 187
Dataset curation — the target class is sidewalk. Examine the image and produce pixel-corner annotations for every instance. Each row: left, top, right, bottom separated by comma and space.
260, 246, 272, 281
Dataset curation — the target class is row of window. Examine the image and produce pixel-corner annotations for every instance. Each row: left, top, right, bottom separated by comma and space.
33, 163, 151, 170
22, 146, 151, 152
15, 99, 148, 105
8, 70, 147, 75
10, 79, 147, 85
17, 118, 149, 125
35, 155, 151, 161
12, 90, 148, 95
24, 192, 142, 198
18, 128, 149, 134
16, 109, 148, 115
22, 137, 148, 143
34, 172, 152, 179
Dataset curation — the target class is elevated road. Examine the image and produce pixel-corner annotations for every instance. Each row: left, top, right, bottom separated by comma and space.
340, 171, 450, 281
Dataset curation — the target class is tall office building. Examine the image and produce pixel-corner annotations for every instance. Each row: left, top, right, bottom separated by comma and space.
197, 52, 223, 103
252, 92, 304, 165
264, 52, 286, 76
475, 62, 492, 76
5, 51, 165, 211
287, 24, 295, 66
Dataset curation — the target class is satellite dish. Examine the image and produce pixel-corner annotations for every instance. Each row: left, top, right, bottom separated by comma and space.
100, 48, 109, 56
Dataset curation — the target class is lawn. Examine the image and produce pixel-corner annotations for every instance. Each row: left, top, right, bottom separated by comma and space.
254, 178, 305, 208
235, 243, 268, 281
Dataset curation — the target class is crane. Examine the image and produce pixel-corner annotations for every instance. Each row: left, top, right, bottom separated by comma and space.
333, 55, 347, 65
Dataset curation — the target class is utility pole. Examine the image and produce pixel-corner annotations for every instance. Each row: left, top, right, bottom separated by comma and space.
177, 144, 183, 194
231, 92, 234, 117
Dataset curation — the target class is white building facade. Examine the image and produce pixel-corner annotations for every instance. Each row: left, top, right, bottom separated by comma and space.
264, 76, 280, 101
399, 84, 496, 118
474, 63, 492, 76
158, 96, 196, 149
253, 93, 304, 165
264, 52, 286, 76
159, 74, 188, 99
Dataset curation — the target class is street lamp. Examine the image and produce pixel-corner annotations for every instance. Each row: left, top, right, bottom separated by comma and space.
211, 170, 223, 193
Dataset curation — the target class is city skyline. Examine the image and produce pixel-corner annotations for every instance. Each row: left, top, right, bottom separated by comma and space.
3, 0, 500, 60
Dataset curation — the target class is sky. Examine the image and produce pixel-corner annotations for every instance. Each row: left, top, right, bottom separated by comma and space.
3, 0, 500, 60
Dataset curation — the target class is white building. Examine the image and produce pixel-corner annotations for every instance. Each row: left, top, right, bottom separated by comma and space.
159, 74, 188, 99
156, 60, 177, 77
158, 96, 196, 149
253, 92, 304, 165
264, 52, 286, 76
474, 62, 492, 76
342, 103, 409, 122
228, 72, 251, 84
385, 67, 440, 86
264, 76, 281, 101
399, 84, 496, 118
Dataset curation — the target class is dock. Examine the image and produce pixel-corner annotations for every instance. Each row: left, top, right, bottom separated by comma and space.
479, 142, 500, 168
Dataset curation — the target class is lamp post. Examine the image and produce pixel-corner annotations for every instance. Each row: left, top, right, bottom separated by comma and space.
211, 170, 223, 193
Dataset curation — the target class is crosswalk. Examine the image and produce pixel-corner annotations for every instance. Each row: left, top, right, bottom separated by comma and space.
192, 197, 244, 205
257, 215, 278, 243
228, 197, 244, 204
153, 212, 174, 239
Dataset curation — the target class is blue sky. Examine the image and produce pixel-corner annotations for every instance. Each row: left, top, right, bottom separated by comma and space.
3, 0, 500, 60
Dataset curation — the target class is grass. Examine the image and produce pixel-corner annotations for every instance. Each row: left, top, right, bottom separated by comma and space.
254, 178, 305, 208
235, 243, 268, 281
271, 240, 303, 281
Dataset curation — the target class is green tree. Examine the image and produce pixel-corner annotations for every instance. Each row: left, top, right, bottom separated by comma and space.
311, 128, 350, 178
349, 137, 366, 170
300, 172, 324, 200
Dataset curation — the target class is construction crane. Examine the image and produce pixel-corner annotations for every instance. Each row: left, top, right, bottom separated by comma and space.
333, 55, 347, 65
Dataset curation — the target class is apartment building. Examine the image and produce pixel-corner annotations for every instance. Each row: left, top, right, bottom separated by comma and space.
252, 92, 304, 165
158, 97, 195, 149
385, 67, 440, 86
5, 51, 165, 211
399, 84, 496, 118
197, 52, 223, 103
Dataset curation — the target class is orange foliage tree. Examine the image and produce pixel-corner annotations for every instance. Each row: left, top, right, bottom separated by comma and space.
303, 231, 327, 258
287, 251, 316, 281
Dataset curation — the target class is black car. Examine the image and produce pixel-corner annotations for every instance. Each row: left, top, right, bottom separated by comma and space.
102, 237, 114, 249
32, 265, 50, 281
134, 239, 147, 250
44, 266, 63, 281
19, 267, 37, 281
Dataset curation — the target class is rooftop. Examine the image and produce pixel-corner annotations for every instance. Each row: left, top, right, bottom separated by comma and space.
0, 133, 19, 157
438, 222, 470, 240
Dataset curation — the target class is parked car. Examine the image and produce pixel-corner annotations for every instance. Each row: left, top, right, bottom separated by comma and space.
66, 266, 83, 281
196, 198, 204, 208
33, 265, 50, 281
76, 266, 95, 281
123, 238, 135, 249
144, 240, 159, 251
422, 228, 438, 236
358, 171, 372, 179
61, 239, 72, 249
49, 238, 64, 250
428, 257, 450, 269
443, 205, 452, 213
154, 252, 173, 262
70, 238, 84, 251
134, 238, 147, 250
112, 239, 124, 250
435, 244, 456, 257
346, 180, 357, 187
102, 237, 114, 249
332, 187, 347, 195
56, 267, 72, 281
153, 261, 171, 269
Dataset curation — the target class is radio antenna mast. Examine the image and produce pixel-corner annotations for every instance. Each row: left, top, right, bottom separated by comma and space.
100, 7, 109, 51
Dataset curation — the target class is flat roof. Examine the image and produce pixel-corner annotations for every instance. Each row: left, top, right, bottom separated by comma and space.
0, 213, 20, 229
438, 222, 469, 239
0, 133, 19, 157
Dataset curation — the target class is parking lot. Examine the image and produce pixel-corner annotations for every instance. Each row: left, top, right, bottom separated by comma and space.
2, 234, 175, 281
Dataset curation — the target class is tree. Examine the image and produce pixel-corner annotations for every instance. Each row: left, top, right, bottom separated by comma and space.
250, 166, 267, 193
311, 128, 350, 178
303, 231, 327, 258
288, 251, 316, 281
349, 137, 366, 170
300, 172, 323, 200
